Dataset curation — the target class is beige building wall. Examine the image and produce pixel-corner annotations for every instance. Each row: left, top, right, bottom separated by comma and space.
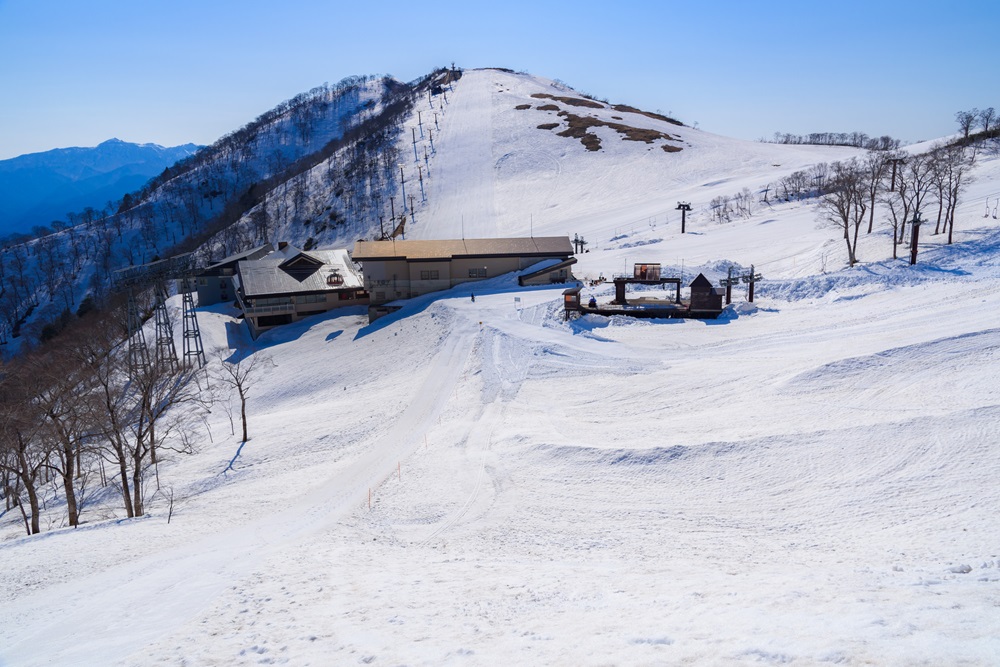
363, 255, 569, 305
407, 260, 452, 297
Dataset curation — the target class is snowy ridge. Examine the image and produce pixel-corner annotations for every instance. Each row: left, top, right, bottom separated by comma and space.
2, 68, 1000, 665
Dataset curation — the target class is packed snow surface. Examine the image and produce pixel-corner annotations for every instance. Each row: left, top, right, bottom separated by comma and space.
2, 69, 1000, 666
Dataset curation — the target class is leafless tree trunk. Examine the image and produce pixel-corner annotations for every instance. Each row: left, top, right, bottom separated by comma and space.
819, 159, 868, 267
212, 348, 272, 444
978, 107, 995, 135
0, 369, 47, 534
955, 109, 978, 140
863, 150, 889, 234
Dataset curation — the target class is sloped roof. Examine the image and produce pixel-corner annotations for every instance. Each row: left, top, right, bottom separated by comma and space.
352, 236, 573, 261
238, 248, 363, 297
689, 273, 713, 289
204, 243, 274, 272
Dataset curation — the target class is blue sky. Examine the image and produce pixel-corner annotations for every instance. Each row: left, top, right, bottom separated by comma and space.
0, 0, 996, 159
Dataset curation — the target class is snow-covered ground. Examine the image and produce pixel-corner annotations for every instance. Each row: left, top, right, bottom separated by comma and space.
2, 69, 1000, 666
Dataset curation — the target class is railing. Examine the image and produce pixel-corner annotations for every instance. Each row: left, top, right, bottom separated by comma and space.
241, 302, 295, 317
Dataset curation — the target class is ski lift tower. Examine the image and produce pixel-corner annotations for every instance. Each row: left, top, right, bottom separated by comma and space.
113, 252, 206, 373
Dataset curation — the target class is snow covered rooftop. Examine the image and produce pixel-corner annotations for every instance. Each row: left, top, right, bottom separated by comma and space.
352, 236, 573, 261
238, 246, 362, 297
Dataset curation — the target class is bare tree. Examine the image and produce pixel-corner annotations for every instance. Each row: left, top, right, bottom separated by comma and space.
940, 144, 976, 244
0, 367, 47, 534
27, 347, 93, 527
862, 150, 889, 234
978, 107, 996, 135
819, 159, 869, 267
881, 182, 911, 260
212, 348, 273, 444
72, 315, 204, 517
899, 153, 936, 248
955, 109, 978, 140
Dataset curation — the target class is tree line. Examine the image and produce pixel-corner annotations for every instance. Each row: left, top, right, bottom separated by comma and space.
0, 301, 204, 533
766, 131, 900, 151
0, 287, 276, 535
708, 137, 981, 268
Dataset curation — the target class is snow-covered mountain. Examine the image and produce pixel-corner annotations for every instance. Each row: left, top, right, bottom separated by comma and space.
2, 68, 999, 665
0, 138, 201, 238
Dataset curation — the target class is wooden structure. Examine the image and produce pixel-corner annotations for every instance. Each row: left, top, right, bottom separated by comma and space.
562, 286, 583, 320
689, 273, 724, 313
567, 272, 725, 320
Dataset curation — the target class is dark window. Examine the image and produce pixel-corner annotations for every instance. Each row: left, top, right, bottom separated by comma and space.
257, 314, 293, 327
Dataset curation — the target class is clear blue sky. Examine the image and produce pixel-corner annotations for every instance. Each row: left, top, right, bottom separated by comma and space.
1, 0, 996, 159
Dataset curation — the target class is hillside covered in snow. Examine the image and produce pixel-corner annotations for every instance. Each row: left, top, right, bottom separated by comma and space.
2, 68, 1000, 665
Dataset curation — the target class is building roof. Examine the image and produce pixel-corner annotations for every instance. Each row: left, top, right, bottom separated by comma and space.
689, 273, 713, 289
204, 243, 274, 272
238, 247, 363, 297
351, 236, 574, 261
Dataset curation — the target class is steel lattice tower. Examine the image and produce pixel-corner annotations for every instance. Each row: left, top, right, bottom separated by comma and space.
126, 288, 150, 376
181, 279, 206, 368
153, 282, 179, 370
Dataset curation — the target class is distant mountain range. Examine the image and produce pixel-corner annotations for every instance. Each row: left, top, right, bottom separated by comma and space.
0, 138, 201, 238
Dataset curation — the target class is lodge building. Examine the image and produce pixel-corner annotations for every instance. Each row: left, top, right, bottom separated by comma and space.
351, 236, 575, 319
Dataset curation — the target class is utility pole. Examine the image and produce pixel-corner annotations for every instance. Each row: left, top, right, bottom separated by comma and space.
741, 264, 762, 302
718, 266, 739, 305
417, 111, 424, 138
434, 113, 439, 130
399, 164, 406, 212
909, 212, 922, 265
412, 128, 418, 162
572, 234, 588, 254
428, 129, 434, 152
418, 165, 425, 201
676, 201, 692, 234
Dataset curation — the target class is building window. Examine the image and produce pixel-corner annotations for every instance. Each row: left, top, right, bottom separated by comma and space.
298, 294, 326, 304
254, 297, 293, 307
469, 268, 487, 278
420, 270, 440, 280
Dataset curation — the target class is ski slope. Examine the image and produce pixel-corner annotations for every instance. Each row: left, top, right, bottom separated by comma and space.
2, 69, 1000, 666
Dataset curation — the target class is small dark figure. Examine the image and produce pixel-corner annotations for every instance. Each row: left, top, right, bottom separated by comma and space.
470, 293, 475, 302
588, 296, 597, 308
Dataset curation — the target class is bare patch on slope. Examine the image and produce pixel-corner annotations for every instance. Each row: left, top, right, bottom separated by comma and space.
557, 112, 683, 152
531, 92, 605, 109
612, 104, 684, 126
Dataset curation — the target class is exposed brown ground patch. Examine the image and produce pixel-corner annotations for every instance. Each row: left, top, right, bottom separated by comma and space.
537, 123, 560, 130
612, 104, 684, 126
531, 92, 604, 109
556, 112, 683, 152
536, 104, 560, 111
515, 104, 531, 110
